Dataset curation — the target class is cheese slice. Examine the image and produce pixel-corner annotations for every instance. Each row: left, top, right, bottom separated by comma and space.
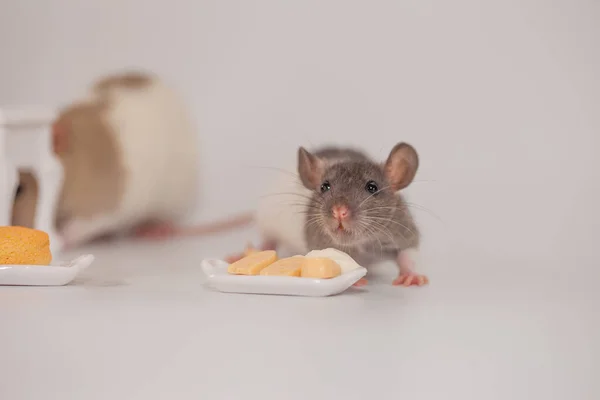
227, 250, 277, 275
301, 257, 342, 279
260, 256, 304, 276
305, 248, 361, 274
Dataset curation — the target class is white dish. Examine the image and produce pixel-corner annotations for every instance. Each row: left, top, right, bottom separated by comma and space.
201, 258, 367, 297
0, 254, 94, 286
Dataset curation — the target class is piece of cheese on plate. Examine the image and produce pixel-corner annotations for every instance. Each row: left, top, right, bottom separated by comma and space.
305, 248, 362, 274
227, 250, 277, 275
301, 257, 342, 279
260, 256, 304, 276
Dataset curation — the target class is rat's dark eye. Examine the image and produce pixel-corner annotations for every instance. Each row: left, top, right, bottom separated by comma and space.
320, 181, 331, 193
365, 181, 379, 194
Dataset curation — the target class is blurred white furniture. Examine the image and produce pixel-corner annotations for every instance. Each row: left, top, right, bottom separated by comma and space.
0, 107, 63, 256
0, 116, 18, 226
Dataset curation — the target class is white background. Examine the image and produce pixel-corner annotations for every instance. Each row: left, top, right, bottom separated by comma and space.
1, 2, 599, 399
1, 0, 598, 266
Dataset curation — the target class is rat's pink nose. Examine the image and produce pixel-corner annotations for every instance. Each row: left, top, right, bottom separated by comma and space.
332, 205, 350, 221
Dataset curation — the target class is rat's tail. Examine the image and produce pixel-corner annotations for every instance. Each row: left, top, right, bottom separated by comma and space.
175, 212, 254, 236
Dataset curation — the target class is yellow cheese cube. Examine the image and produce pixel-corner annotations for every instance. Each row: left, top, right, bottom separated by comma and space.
301, 257, 342, 279
260, 256, 304, 277
227, 250, 278, 275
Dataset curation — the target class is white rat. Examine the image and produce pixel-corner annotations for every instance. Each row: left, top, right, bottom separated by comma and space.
12, 71, 252, 247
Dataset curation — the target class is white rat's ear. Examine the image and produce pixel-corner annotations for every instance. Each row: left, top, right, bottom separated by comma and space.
51, 119, 69, 154
298, 147, 324, 190
384, 142, 419, 191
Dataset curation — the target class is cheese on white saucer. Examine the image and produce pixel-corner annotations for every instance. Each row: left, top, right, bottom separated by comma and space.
305, 248, 362, 274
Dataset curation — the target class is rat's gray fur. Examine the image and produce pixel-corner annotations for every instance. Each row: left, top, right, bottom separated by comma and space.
300, 144, 420, 267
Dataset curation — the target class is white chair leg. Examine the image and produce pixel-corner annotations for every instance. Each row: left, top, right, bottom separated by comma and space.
2, 107, 61, 253
0, 160, 18, 226
33, 158, 64, 256
1, 122, 19, 226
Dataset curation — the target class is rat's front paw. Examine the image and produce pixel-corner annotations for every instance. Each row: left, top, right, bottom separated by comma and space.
224, 251, 247, 264
352, 278, 369, 287
224, 243, 260, 263
392, 273, 429, 287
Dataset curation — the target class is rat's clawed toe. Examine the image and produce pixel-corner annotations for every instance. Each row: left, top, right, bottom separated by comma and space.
224, 253, 246, 264
224, 243, 258, 263
392, 273, 429, 287
352, 278, 369, 287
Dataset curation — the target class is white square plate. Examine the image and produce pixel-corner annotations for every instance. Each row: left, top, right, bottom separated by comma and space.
0, 254, 94, 286
201, 258, 367, 297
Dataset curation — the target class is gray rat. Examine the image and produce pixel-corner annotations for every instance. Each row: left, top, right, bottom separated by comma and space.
241, 142, 428, 286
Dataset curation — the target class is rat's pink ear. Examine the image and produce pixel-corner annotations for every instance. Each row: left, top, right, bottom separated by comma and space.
51, 120, 69, 154
298, 147, 324, 190
384, 142, 419, 191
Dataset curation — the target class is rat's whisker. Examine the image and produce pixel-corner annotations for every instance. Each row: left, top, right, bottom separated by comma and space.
305, 216, 321, 226
368, 223, 388, 259
277, 204, 314, 214
368, 219, 397, 242
403, 202, 443, 222
363, 216, 415, 238
357, 184, 394, 209
303, 211, 322, 218
366, 202, 442, 223
268, 196, 323, 211
361, 218, 398, 245
260, 192, 315, 202
305, 217, 324, 231
363, 206, 399, 219
302, 216, 321, 222
364, 206, 402, 211
282, 202, 318, 209
357, 221, 385, 257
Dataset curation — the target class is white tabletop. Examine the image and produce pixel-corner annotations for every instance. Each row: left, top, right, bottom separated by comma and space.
0, 230, 597, 400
